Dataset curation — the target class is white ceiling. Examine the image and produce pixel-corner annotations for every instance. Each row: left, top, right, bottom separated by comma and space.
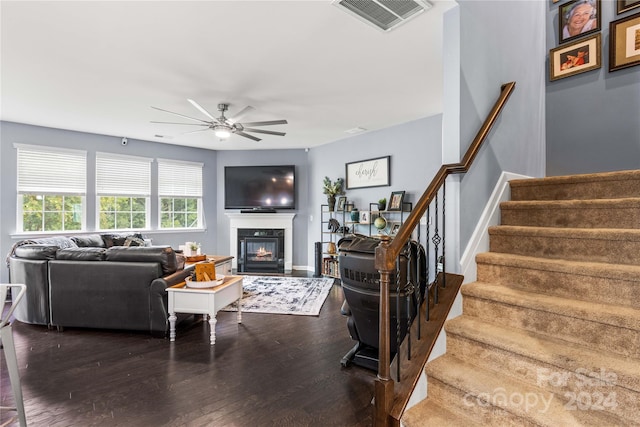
0, 0, 453, 151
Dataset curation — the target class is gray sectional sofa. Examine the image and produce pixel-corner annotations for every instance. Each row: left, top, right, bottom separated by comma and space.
7, 233, 190, 337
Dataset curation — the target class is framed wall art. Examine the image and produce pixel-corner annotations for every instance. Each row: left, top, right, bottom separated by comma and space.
617, 0, 640, 14
336, 196, 347, 211
359, 211, 371, 224
610, 12, 640, 71
388, 191, 405, 211
390, 223, 401, 235
550, 33, 601, 81
559, 0, 600, 44
345, 156, 390, 189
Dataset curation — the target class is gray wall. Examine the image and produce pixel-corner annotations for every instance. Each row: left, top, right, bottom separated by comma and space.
0, 121, 218, 282
215, 149, 310, 268
546, 0, 640, 175
306, 115, 444, 268
457, 0, 546, 250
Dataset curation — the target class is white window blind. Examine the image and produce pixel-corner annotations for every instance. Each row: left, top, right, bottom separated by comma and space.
158, 159, 203, 197
15, 144, 87, 194
96, 152, 152, 196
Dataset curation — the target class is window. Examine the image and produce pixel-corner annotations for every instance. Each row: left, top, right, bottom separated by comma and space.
96, 152, 152, 230
158, 159, 203, 229
15, 144, 87, 233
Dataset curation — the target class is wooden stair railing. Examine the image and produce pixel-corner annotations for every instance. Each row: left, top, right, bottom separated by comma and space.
373, 82, 516, 427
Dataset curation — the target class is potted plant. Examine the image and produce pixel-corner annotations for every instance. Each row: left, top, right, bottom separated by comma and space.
188, 242, 200, 256
323, 176, 345, 211
378, 197, 387, 211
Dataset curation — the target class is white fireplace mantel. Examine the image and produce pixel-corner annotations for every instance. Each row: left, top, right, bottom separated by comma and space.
226, 213, 296, 272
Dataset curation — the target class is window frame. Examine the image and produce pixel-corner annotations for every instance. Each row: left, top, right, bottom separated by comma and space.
95, 152, 152, 231
15, 144, 87, 233
157, 159, 204, 230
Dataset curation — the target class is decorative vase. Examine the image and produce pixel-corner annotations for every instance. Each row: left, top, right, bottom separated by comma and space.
327, 242, 337, 254
327, 195, 336, 211
350, 208, 360, 222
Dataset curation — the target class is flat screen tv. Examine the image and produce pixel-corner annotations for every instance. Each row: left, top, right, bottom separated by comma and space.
224, 165, 296, 210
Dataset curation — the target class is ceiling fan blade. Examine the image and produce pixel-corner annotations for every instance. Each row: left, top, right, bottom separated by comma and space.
228, 106, 254, 124
150, 121, 209, 126
181, 128, 212, 135
151, 106, 211, 124
235, 131, 262, 142
187, 99, 219, 122
239, 119, 288, 127
242, 128, 286, 136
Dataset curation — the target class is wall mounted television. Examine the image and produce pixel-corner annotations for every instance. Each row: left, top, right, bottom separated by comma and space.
224, 165, 296, 210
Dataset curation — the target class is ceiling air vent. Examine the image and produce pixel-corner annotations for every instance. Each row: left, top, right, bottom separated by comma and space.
333, 0, 432, 32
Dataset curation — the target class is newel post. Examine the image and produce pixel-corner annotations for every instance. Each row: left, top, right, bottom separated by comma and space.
374, 236, 395, 426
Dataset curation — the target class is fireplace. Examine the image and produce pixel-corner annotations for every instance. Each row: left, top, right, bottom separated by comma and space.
227, 213, 295, 273
237, 228, 285, 273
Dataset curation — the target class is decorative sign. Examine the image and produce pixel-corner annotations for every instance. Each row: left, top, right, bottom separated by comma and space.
345, 156, 390, 189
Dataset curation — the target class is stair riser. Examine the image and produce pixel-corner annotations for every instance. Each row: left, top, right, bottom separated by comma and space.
424, 375, 543, 426
489, 232, 640, 265
476, 262, 640, 310
501, 206, 640, 229
461, 295, 640, 358
510, 178, 640, 201
446, 332, 639, 423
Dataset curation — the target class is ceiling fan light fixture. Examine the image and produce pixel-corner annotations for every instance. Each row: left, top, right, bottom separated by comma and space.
214, 125, 232, 139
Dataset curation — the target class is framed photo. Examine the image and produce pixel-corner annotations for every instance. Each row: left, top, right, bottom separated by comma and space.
550, 33, 601, 81
390, 223, 401, 235
559, 0, 600, 44
610, 12, 640, 71
346, 156, 390, 189
617, 0, 640, 14
388, 191, 405, 211
359, 211, 370, 224
336, 196, 347, 211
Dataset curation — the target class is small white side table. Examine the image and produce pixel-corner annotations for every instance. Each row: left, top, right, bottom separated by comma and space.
166, 275, 243, 345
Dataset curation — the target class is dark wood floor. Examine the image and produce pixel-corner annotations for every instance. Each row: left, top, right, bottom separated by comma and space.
0, 276, 376, 426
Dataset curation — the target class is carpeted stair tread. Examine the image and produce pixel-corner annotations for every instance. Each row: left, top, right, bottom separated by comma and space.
475, 252, 640, 308
488, 225, 640, 264
425, 355, 625, 426
509, 169, 640, 201
500, 198, 640, 229
462, 281, 640, 331
445, 316, 640, 394
476, 251, 640, 280
489, 225, 640, 242
402, 399, 483, 427
502, 198, 640, 209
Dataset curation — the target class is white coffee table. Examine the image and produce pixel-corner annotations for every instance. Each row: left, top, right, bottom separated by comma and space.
166, 275, 243, 345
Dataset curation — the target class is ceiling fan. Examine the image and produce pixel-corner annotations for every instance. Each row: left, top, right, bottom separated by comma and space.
151, 100, 287, 142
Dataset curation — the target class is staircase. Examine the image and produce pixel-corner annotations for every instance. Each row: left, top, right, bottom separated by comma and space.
403, 170, 640, 427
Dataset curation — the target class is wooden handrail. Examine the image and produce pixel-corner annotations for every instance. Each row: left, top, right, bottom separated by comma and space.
373, 81, 516, 426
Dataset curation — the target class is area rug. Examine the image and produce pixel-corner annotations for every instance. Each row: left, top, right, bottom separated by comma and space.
223, 276, 335, 316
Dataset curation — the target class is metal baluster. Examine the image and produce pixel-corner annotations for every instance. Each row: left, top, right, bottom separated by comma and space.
396, 254, 401, 381
405, 240, 413, 361
442, 179, 446, 289
425, 205, 431, 321
416, 236, 422, 340
432, 190, 441, 304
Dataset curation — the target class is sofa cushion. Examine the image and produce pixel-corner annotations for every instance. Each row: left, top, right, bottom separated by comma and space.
101, 233, 145, 248
123, 235, 145, 247
56, 247, 107, 261
71, 234, 106, 248
30, 236, 78, 249
105, 246, 177, 275
14, 245, 58, 260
